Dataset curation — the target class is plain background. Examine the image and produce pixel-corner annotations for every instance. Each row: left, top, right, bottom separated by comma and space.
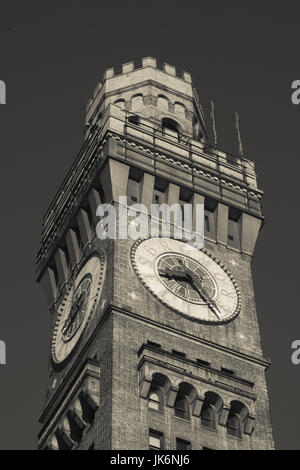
0, 1, 299, 449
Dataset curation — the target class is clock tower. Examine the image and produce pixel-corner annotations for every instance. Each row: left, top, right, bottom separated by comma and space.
37, 57, 274, 450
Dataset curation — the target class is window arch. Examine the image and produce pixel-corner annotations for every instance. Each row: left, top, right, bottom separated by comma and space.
147, 373, 170, 412
113, 98, 125, 109
174, 382, 197, 421
161, 117, 180, 142
227, 412, 242, 438
201, 403, 216, 430
131, 94, 143, 111
174, 393, 190, 420
157, 95, 169, 111
227, 400, 249, 438
174, 101, 186, 115
200, 391, 223, 430
128, 114, 140, 126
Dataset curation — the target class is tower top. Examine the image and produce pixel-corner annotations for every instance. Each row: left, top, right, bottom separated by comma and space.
84, 57, 206, 142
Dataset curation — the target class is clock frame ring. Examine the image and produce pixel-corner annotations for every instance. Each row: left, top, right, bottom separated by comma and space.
51, 250, 106, 365
130, 237, 242, 325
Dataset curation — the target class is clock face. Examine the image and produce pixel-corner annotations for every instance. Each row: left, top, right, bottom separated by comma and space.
131, 238, 241, 323
52, 253, 106, 364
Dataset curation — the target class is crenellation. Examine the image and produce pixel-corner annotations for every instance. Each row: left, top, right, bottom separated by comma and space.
163, 63, 176, 76
142, 56, 157, 68
103, 67, 115, 81
182, 71, 192, 83
122, 61, 134, 74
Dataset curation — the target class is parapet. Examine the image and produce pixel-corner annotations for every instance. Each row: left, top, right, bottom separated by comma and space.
101, 57, 192, 84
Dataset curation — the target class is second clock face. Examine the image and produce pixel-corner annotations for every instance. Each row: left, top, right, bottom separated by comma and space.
52, 253, 106, 364
131, 238, 241, 324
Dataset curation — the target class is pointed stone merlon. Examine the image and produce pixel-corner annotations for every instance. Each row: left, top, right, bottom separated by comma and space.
54, 247, 69, 287
166, 183, 180, 206
76, 208, 93, 247
40, 266, 59, 307
99, 158, 129, 203
239, 213, 262, 256
65, 228, 80, 267
165, 183, 181, 232
191, 193, 205, 235
216, 203, 229, 246
140, 173, 155, 211
88, 188, 102, 226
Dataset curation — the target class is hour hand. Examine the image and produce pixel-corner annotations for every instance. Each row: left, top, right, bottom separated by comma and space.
191, 278, 221, 319
158, 267, 189, 282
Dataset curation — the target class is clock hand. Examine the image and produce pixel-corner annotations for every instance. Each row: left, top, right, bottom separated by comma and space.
177, 260, 221, 319
158, 267, 189, 282
63, 293, 85, 333
159, 260, 221, 319
190, 276, 221, 319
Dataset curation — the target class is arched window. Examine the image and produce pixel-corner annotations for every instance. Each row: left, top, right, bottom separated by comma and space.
200, 391, 223, 430
227, 401, 249, 438
174, 102, 186, 116
147, 373, 170, 412
131, 94, 143, 111
157, 95, 169, 111
174, 394, 190, 420
201, 403, 216, 430
161, 117, 180, 142
128, 114, 140, 126
114, 98, 125, 110
227, 412, 242, 438
148, 391, 161, 411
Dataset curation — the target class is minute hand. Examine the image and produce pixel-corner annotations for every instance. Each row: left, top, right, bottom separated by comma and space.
190, 276, 221, 320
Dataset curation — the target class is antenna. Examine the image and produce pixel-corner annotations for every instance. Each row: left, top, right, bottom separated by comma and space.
235, 112, 244, 157
193, 88, 208, 141
210, 100, 217, 147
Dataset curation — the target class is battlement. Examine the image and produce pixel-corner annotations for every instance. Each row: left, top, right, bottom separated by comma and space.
102, 57, 192, 83
86, 57, 193, 116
